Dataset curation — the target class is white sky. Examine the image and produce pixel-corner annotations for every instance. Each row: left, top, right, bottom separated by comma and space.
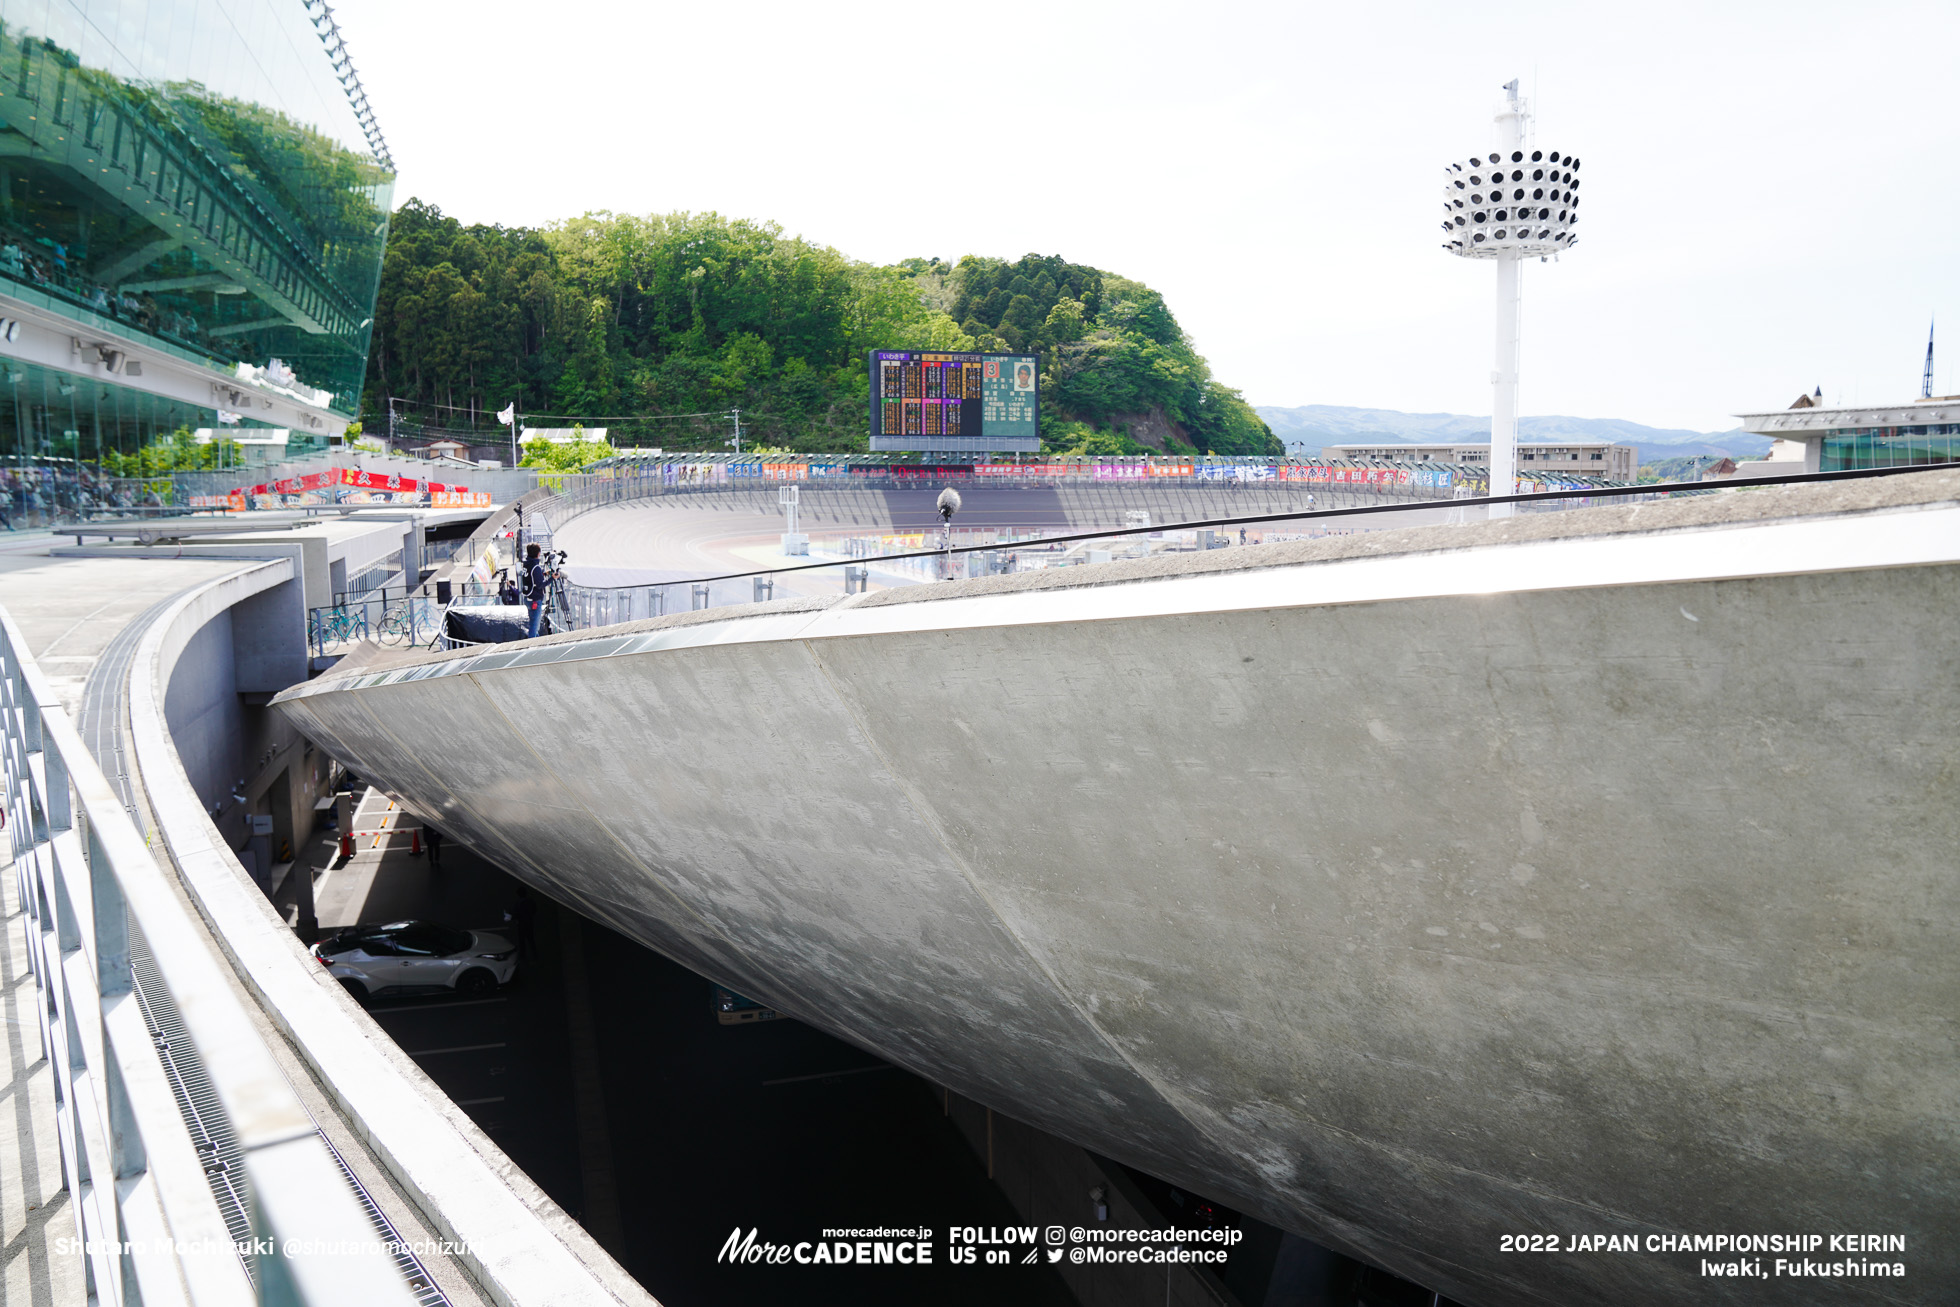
329, 0, 1959, 433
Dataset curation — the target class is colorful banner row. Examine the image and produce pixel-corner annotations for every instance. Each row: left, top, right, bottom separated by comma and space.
617, 460, 1606, 496
187, 465, 493, 511
616, 461, 1589, 490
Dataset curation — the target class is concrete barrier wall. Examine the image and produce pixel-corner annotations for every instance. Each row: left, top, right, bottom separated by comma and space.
163, 605, 245, 821
272, 473, 1960, 1307
129, 561, 658, 1307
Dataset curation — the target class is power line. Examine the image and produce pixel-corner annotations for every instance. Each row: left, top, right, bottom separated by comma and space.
387, 395, 741, 424
387, 396, 504, 416
512, 410, 738, 423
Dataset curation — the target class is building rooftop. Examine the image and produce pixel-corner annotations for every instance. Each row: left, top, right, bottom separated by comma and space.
1738, 398, 1960, 434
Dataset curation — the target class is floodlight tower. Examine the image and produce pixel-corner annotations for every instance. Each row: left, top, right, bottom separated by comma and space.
1442, 80, 1582, 515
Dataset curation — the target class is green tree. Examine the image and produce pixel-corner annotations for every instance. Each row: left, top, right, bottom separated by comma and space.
521, 423, 615, 471
364, 203, 1278, 456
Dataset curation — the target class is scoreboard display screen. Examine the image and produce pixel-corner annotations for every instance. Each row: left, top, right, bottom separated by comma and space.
868, 350, 1039, 451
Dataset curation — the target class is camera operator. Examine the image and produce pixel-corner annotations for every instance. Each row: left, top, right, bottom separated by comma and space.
522, 543, 549, 638
520, 544, 572, 638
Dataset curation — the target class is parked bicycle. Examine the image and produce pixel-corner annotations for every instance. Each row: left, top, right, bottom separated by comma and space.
308, 605, 367, 651
374, 603, 419, 646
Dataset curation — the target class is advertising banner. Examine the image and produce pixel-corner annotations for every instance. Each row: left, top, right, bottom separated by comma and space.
1317, 466, 1405, 485
270, 470, 338, 495
337, 490, 424, 505
340, 467, 422, 493
888, 465, 971, 481
208, 467, 494, 510
664, 462, 726, 485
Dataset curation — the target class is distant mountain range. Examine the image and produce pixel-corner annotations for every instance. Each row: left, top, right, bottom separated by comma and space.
1254, 404, 1772, 464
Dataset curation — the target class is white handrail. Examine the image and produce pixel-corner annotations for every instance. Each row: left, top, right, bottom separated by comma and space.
0, 601, 415, 1305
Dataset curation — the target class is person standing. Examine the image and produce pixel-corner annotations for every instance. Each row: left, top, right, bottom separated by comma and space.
506, 885, 538, 957
522, 543, 548, 639
425, 826, 443, 868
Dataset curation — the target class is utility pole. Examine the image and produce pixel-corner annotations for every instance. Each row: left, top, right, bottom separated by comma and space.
730, 407, 741, 455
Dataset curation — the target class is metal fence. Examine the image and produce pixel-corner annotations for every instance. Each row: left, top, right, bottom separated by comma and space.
1, 605, 415, 1305
540, 475, 1723, 634
421, 458, 1671, 642
308, 590, 445, 661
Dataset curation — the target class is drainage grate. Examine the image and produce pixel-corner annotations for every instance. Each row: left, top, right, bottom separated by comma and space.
89, 597, 449, 1303
128, 923, 257, 1277
127, 925, 450, 1304
314, 1126, 449, 1305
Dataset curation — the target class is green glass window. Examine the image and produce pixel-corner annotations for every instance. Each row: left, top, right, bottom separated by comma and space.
0, 0, 393, 417
1820, 425, 1960, 470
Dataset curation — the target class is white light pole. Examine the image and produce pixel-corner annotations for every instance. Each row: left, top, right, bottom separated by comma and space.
1442, 80, 1582, 517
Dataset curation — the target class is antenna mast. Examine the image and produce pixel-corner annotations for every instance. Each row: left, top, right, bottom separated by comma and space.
1923, 320, 1935, 399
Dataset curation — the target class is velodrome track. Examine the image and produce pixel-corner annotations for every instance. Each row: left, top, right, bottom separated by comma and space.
549, 480, 1471, 603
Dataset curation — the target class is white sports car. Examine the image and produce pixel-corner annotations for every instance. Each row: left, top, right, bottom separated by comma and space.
312, 920, 518, 1001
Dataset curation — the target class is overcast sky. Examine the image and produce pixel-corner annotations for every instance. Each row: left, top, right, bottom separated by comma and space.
328, 0, 1957, 434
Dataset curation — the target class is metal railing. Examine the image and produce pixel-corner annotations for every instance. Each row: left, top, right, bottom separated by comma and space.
1, 605, 415, 1304
538, 465, 1960, 636
308, 592, 444, 661
537, 474, 1617, 631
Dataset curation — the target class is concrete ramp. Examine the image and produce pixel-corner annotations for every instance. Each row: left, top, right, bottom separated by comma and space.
274, 472, 1960, 1307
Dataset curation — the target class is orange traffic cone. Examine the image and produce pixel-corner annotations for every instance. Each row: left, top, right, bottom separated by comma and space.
410, 828, 423, 856
339, 833, 354, 859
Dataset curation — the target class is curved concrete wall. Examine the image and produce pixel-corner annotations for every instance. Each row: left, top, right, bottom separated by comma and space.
275, 474, 1960, 1307
130, 561, 655, 1307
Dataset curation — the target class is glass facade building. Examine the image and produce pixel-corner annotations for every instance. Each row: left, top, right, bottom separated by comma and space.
1820, 423, 1960, 470
0, 0, 392, 519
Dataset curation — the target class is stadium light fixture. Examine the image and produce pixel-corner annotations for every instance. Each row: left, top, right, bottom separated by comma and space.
1442, 79, 1582, 516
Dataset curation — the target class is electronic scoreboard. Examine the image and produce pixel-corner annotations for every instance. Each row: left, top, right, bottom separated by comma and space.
868, 350, 1039, 451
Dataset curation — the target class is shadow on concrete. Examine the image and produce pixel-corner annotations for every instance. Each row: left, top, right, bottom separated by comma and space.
297, 796, 1459, 1307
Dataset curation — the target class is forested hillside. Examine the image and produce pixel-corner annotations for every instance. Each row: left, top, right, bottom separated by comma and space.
365, 200, 1276, 456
